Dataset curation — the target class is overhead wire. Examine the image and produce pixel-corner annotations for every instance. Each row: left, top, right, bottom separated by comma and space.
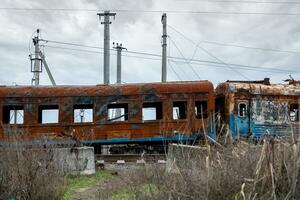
168, 60, 183, 80
176, 0, 300, 4
1, 7, 300, 16
170, 60, 300, 74
43, 45, 162, 61
168, 36, 201, 80
168, 25, 250, 80
198, 41, 300, 55
167, 37, 183, 81
42, 41, 300, 74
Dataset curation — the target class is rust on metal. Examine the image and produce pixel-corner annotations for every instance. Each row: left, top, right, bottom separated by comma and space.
0, 81, 215, 144
215, 79, 300, 139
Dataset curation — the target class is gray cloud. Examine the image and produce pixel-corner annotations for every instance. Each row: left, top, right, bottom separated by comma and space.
0, 0, 299, 86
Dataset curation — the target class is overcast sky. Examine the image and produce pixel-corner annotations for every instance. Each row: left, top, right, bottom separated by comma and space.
0, 0, 300, 87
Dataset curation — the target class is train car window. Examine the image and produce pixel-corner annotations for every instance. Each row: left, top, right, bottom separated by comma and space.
238, 102, 247, 117
195, 101, 208, 119
142, 102, 163, 121
2, 105, 24, 124
107, 103, 128, 122
290, 103, 299, 122
74, 104, 93, 123
173, 101, 187, 119
38, 105, 59, 124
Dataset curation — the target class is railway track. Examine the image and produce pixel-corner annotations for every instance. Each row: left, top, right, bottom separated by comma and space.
95, 154, 167, 164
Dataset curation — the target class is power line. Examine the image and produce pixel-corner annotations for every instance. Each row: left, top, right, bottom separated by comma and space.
44, 45, 162, 61
171, 60, 300, 74
43, 39, 300, 74
41, 39, 104, 50
168, 60, 183, 81
168, 25, 250, 80
169, 36, 201, 80
198, 41, 300, 55
167, 34, 183, 81
176, 0, 300, 4
1, 7, 300, 16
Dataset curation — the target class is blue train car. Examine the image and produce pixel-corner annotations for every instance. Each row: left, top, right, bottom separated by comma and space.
215, 78, 300, 140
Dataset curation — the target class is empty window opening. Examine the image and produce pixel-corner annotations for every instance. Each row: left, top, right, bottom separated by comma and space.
238, 102, 247, 117
38, 105, 59, 124
142, 102, 163, 121
173, 101, 187, 120
107, 103, 128, 122
290, 103, 299, 122
3, 106, 24, 124
74, 104, 93, 123
195, 101, 208, 119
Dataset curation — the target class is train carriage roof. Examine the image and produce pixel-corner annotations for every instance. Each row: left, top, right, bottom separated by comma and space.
215, 79, 300, 97
0, 81, 213, 98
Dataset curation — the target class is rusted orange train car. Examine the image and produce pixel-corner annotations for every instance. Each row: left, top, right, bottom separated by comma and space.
0, 81, 215, 151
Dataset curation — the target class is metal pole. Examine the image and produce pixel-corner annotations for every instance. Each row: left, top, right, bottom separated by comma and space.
33, 29, 40, 86
161, 13, 167, 82
97, 11, 116, 85
13, 109, 17, 124
117, 46, 121, 84
113, 43, 127, 84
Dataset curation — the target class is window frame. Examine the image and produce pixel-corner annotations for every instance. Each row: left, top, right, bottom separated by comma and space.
142, 102, 163, 121
38, 105, 60, 124
73, 104, 94, 123
289, 103, 299, 122
2, 105, 24, 125
238, 102, 248, 118
107, 103, 129, 122
173, 101, 187, 120
195, 100, 208, 119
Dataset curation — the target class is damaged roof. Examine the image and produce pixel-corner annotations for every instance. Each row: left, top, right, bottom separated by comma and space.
0, 81, 214, 98
216, 79, 300, 96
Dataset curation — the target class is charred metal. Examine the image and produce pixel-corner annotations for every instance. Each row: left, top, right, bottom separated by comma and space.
0, 81, 215, 146
215, 79, 300, 140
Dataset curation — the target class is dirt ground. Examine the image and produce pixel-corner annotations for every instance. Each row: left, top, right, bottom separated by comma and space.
71, 170, 127, 200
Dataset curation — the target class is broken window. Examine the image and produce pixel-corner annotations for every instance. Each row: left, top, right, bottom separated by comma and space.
195, 101, 208, 119
238, 102, 247, 117
38, 105, 59, 124
142, 102, 163, 121
107, 103, 128, 122
290, 103, 299, 122
173, 101, 187, 120
74, 104, 93, 123
3, 105, 24, 124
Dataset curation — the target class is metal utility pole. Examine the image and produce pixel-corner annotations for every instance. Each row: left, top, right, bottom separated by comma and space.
113, 43, 127, 84
30, 29, 56, 86
161, 13, 167, 82
97, 11, 116, 84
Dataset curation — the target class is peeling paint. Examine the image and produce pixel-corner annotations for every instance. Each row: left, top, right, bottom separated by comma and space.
0, 81, 215, 144
216, 80, 300, 140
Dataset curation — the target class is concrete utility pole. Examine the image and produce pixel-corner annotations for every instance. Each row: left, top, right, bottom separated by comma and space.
32, 29, 42, 86
30, 29, 56, 86
161, 13, 167, 82
113, 43, 127, 84
97, 11, 116, 84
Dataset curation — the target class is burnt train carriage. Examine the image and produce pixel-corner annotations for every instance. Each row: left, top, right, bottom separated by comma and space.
215, 79, 300, 140
0, 81, 215, 148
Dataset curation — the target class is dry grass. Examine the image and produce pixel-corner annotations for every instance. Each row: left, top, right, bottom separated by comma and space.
0, 134, 66, 200
98, 137, 300, 200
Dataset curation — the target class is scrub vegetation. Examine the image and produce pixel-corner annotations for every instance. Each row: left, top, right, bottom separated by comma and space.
0, 139, 65, 200
98, 137, 300, 200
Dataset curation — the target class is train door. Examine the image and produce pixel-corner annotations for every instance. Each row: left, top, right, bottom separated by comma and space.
235, 101, 250, 137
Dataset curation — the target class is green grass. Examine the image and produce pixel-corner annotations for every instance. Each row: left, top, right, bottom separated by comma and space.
60, 170, 112, 200
108, 184, 158, 200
